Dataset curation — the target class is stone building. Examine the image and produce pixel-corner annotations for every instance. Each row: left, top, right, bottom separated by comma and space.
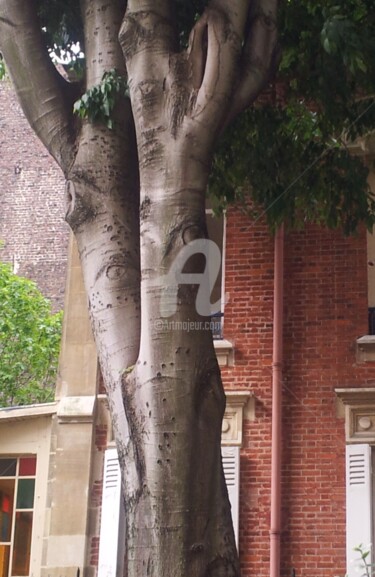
0, 80, 69, 311
1, 81, 375, 577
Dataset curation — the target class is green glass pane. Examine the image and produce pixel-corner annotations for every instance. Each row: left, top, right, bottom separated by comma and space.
0, 460, 16, 477
16, 479, 35, 509
0, 544, 10, 577
11, 512, 32, 576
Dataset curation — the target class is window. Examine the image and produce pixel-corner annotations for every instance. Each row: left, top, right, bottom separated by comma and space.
355, 232, 375, 359
367, 232, 375, 334
0, 456, 36, 577
345, 444, 373, 577
97, 449, 125, 577
221, 445, 240, 546
206, 209, 225, 339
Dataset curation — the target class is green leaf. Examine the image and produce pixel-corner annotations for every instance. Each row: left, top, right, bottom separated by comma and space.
73, 69, 128, 129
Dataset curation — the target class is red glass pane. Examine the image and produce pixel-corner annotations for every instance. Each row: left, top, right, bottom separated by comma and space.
1, 496, 10, 515
18, 457, 36, 477
0, 545, 10, 577
0, 480, 15, 542
11, 512, 32, 576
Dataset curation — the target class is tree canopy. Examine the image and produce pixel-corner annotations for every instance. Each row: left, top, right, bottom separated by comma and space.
5, 0, 371, 234
0, 261, 62, 407
210, 0, 375, 231
1, 1, 374, 233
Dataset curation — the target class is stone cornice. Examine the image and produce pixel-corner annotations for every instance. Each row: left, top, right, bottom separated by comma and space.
335, 387, 375, 404
0, 402, 57, 422
356, 336, 375, 362
222, 390, 253, 446
214, 339, 234, 367
335, 387, 375, 443
57, 395, 96, 424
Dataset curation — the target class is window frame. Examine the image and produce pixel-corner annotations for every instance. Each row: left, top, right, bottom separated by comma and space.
0, 455, 37, 577
205, 207, 226, 340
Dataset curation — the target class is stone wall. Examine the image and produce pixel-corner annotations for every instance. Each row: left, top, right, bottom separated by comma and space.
0, 80, 69, 310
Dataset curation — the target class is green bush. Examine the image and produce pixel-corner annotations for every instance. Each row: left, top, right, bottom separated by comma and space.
0, 262, 62, 407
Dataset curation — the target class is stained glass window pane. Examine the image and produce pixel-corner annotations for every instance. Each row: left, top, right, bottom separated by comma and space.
0, 479, 15, 542
11, 512, 32, 576
0, 456, 36, 577
19, 457, 36, 477
0, 544, 10, 577
0, 461, 16, 477
16, 479, 35, 510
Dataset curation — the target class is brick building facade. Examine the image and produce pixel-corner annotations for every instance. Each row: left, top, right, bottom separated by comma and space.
222, 212, 375, 577
1, 80, 375, 577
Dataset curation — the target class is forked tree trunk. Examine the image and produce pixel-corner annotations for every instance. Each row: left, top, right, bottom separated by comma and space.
116, 6, 242, 574
0, 1, 278, 575
67, 124, 238, 576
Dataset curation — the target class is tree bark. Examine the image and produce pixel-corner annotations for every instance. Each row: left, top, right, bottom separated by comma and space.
65, 0, 141, 461
118, 5, 242, 574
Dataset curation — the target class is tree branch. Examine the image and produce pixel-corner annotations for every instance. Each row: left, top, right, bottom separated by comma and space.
120, 1, 177, 81
188, 6, 242, 139
81, 0, 127, 87
0, 0, 76, 172
208, 0, 251, 39
227, 0, 279, 123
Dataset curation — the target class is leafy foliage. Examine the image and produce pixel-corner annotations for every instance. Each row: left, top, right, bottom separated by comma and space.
210, 102, 375, 234
38, 0, 83, 61
34, 1, 375, 233
351, 544, 374, 577
73, 69, 128, 129
210, 0, 375, 233
0, 262, 62, 407
278, 0, 375, 132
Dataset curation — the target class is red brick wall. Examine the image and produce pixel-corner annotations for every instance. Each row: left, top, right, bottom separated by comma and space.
222, 209, 375, 577
0, 81, 69, 310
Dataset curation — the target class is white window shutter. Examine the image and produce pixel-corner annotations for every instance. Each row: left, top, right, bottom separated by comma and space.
98, 446, 239, 570
222, 446, 240, 548
346, 444, 372, 577
98, 448, 125, 577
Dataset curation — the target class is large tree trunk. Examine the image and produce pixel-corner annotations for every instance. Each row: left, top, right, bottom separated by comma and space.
118, 5, 243, 574
0, 1, 278, 575
121, 176, 238, 576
